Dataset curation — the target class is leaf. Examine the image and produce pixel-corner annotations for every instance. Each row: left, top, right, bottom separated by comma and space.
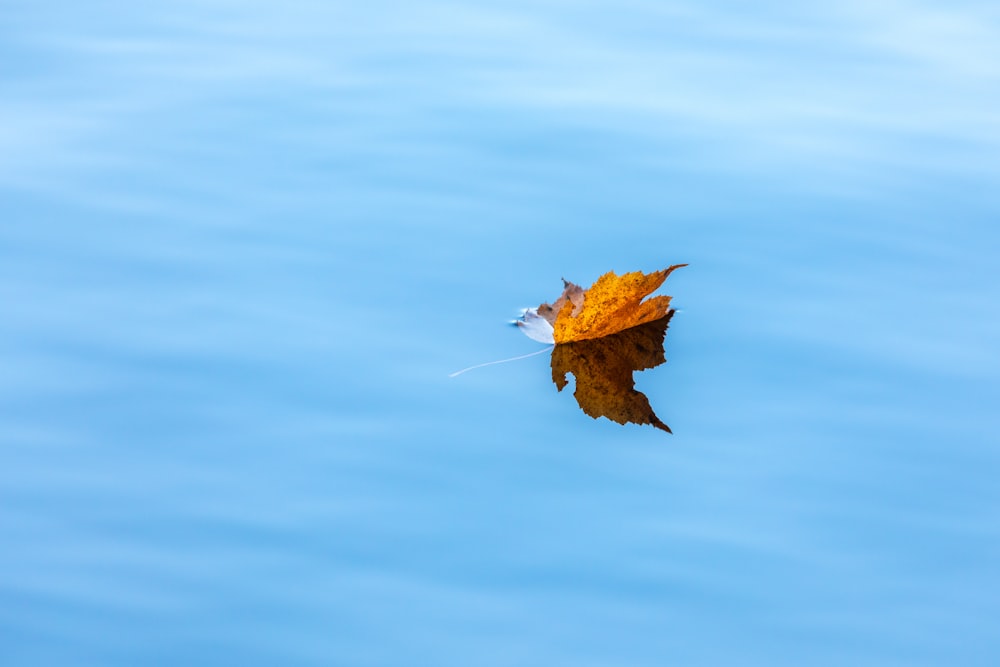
537, 265, 686, 343
507, 264, 685, 432
551, 313, 674, 432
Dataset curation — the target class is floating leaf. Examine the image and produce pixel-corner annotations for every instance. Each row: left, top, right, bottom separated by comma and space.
462, 265, 685, 432
534, 265, 686, 343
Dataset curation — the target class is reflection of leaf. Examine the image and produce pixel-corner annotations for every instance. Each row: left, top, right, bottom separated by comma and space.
538, 265, 686, 344
551, 313, 674, 433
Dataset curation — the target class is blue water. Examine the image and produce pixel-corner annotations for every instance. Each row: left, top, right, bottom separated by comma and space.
3, 2, 1000, 665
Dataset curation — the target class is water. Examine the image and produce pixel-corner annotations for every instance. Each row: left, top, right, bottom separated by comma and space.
2, 1, 999, 665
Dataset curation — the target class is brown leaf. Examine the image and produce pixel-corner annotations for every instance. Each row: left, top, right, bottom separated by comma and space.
549, 265, 686, 343
509, 264, 685, 431
551, 313, 674, 432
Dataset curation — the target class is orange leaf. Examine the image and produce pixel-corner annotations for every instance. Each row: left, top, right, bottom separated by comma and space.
502, 265, 686, 431
537, 265, 686, 344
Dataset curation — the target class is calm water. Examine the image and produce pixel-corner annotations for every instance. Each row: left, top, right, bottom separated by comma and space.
3, 2, 1000, 665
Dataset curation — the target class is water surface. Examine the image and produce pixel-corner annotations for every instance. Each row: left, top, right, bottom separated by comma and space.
2, 1, 999, 665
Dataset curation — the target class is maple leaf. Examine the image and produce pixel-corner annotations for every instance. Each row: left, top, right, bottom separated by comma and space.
521, 265, 686, 344
510, 265, 685, 432
453, 266, 684, 432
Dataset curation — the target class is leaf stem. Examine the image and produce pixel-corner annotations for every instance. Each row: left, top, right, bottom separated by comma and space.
448, 346, 554, 377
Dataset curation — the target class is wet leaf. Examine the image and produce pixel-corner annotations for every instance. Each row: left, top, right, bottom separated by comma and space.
551, 313, 674, 433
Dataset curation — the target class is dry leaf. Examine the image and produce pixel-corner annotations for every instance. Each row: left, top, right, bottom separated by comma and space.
455, 266, 683, 429
551, 312, 674, 432
509, 265, 685, 432
535, 265, 686, 343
